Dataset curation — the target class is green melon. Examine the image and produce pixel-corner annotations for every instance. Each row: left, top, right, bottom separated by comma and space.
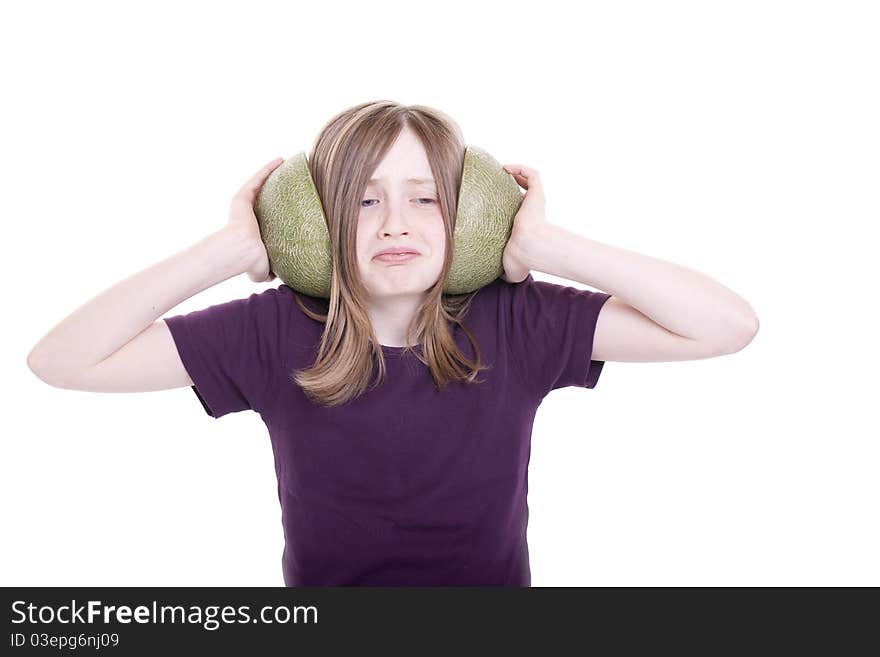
253, 145, 522, 298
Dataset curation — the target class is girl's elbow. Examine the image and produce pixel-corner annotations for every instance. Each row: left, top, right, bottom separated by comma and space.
724, 312, 760, 354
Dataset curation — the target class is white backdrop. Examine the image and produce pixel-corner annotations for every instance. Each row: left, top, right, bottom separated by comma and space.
3, 0, 877, 586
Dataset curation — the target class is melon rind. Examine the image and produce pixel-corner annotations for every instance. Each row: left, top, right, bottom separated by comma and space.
254, 152, 333, 298
254, 145, 522, 298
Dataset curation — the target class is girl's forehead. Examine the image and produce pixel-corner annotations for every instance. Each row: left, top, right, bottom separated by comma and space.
368, 176, 436, 185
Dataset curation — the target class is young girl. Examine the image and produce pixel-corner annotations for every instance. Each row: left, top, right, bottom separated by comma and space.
26, 100, 759, 586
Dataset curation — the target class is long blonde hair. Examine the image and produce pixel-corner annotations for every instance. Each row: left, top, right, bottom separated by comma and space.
291, 100, 491, 407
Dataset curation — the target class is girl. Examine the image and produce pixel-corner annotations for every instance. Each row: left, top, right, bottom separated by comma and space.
27, 100, 759, 586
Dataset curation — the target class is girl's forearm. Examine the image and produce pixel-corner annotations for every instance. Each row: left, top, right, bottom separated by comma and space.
27, 227, 257, 382
523, 222, 759, 343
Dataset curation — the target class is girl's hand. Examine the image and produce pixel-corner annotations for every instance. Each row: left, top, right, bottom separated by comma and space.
225, 157, 285, 283
499, 163, 546, 283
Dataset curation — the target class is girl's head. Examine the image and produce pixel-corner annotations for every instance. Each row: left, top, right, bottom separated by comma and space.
355, 123, 446, 302
291, 100, 490, 407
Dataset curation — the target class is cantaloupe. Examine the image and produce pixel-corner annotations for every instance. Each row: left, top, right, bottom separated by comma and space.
254, 146, 522, 298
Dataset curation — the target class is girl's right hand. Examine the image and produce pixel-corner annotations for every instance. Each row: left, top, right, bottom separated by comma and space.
226, 157, 285, 283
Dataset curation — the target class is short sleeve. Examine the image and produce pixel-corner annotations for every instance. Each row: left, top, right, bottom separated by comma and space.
502, 273, 612, 400
163, 286, 286, 419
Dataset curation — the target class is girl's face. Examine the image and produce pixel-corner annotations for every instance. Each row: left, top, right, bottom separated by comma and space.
356, 126, 447, 301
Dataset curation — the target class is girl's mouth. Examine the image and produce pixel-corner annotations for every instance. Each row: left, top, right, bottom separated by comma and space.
374, 253, 419, 263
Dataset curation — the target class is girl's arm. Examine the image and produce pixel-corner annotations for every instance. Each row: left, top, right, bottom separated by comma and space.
501, 164, 759, 363
521, 222, 760, 362
26, 158, 283, 391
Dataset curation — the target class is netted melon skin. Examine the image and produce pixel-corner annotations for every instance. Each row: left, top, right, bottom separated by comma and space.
254, 145, 522, 298
254, 153, 333, 298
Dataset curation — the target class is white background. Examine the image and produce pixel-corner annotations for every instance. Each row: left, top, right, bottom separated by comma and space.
2, 0, 877, 586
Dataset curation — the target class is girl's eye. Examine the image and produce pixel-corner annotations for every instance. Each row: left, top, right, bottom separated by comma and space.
360, 198, 437, 208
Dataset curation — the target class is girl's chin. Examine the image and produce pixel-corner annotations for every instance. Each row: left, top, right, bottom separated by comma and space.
366, 279, 436, 296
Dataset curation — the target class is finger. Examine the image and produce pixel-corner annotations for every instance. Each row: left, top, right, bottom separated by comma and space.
508, 171, 528, 184
510, 166, 543, 193
503, 166, 529, 188
249, 157, 285, 186
505, 164, 539, 180
507, 172, 531, 191
237, 157, 284, 199
503, 164, 541, 190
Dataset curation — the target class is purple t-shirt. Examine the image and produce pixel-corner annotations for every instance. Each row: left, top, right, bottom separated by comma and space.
163, 273, 611, 586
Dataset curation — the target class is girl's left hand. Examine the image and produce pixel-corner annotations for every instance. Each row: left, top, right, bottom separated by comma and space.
500, 163, 546, 283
